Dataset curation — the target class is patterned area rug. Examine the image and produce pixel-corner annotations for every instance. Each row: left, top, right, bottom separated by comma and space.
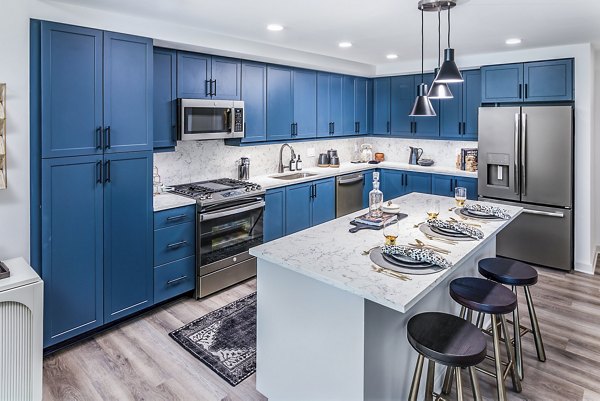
169, 292, 257, 386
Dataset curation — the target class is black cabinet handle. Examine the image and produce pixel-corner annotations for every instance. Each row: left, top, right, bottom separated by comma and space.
212, 80, 217, 97
105, 160, 111, 183
450, 178, 454, 192
313, 183, 317, 198
166, 214, 187, 222
331, 122, 335, 135
167, 240, 188, 249
96, 126, 102, 149
205, 80, 211, 97
104, 126, 111, 149
405, 174, 409, 187
96, 161, 102, 184
413, 121, 417, 134
518, 84, 522, 99
462, 122, 466, 136
458, 122, 462, 135
167, 275, 188, 285
295, 123, 298, 136
386, 121, 390, 133
524, 83, 528, 99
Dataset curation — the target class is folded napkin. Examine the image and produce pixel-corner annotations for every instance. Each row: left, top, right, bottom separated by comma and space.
465, 203, 511, 220
427, 218, 484, 240
382, 245, 453, 269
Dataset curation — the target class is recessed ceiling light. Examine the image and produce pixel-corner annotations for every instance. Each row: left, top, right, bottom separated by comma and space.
505, 38, 522, 45
267, 24, 284, 32
386, 54, 398, 60
338, 41, 352, 48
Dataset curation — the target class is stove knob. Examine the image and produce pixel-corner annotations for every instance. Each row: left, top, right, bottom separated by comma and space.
207, 194, 213, 199
245, 187, 251, 192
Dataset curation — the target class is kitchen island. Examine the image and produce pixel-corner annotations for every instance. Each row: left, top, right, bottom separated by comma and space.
249, 193, 522, 401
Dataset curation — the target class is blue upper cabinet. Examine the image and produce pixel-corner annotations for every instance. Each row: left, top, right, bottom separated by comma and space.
316, 72, 331, 138
373, 77, 391, 135
329, 74, 343, 136
481, 63, 524, 103
264, 188, 286, 242
241, 61, 267, 143
211, 56, 242, 100
292, 69, 317, 139
153, 48, 177, 150
103, 32, 153, 153
524, 59, 573, 102
366, 79, 374, 134
354, 78, 368, 135
103, 151, 153, 323
390, 75, 414, 136
267, 65, 294, 141
412, 73, 439, 138
176, 52, 211, 99
440, 69, 480, 140
41, 22, 103, 158
342, 75, 356, 135
312, 178, 336, 226
440, 79, 463, 139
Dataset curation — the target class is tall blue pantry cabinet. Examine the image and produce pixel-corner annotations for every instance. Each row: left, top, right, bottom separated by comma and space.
32, 21, 154, 347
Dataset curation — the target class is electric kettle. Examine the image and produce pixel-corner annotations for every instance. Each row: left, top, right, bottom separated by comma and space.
408, 147, 423, 165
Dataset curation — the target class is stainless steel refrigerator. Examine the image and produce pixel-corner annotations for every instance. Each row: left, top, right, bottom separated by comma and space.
478, 106, 573, 271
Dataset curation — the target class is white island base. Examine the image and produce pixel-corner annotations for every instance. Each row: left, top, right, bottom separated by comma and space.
256, 240, 496, 401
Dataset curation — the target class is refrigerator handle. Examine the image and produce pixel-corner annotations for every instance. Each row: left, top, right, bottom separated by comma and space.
523, 209, 564, 218
521, 113, 527, 197
514, 113, 520, 195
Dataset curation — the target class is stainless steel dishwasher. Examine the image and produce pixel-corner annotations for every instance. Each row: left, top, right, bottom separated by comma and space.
336, 173, 365, 217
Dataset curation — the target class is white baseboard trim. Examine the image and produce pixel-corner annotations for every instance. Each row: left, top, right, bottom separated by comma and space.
575, 259, 595, 275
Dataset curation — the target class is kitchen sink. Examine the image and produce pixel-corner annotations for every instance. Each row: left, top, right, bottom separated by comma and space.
270, 172, 319, 180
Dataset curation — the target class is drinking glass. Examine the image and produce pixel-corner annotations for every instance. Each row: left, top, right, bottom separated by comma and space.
455, 187, 467, 207
426, 199, 440, 220
383, 218, 400, 246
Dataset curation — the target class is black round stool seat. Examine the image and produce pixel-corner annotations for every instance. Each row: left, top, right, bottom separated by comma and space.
407, 312, 487, 368
479, 257, 538, 286
450, 277, 518, 315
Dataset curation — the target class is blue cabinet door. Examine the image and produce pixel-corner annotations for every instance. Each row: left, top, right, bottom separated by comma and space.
211, 56, 241, 100
431, 174, 455, 197
285, 182, 312, 235
264, 188, 286, 242
103, 32, 153, 153
354, 78, 368, 135
267, 65, 293, 141
381, 169, 405, 201
329, 74, 343, 136
406, 171, 432, 194
312, 178, 336, 226
42, 155, 104, 346
462, 70, 481, 139
367, 79, 374, 134
456, 177, 478, 200
524, 59, 573, 102
412, 73, 440, 138
481, 63, 523, 103
41, 22, 103, 158
362, 171, 374, 209
103, 151, 153, 322
241, 61, 267, 142
153, 48, 177, 149
176, 52, 211, 99
316, 72, 331, 138
342, 75, 356, 135
373, 77, 391, 135
390, 75, 414, 136
440, 80, 463, 139
293, 69, 317, 139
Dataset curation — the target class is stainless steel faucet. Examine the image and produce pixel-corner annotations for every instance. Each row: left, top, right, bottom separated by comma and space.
278, 143, 296, 173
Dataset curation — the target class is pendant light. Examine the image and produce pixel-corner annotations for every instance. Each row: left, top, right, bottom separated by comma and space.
410, 8, 436, 117
435, 1, 463, 83
428, 9, 453, 99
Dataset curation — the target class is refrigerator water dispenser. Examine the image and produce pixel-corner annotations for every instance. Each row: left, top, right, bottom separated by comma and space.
486, 153, 510, 188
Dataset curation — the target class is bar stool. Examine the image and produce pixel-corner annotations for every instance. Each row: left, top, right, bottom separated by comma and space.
478, 257, 546, 380
407, 312, 487, 401
446, 277, 522, 401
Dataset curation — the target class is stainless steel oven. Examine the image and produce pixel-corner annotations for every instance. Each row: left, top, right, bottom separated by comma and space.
178, 99, 244, 141
196, 196, 264, 298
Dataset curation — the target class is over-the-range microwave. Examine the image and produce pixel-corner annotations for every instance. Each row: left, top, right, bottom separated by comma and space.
177, 99, 244, 141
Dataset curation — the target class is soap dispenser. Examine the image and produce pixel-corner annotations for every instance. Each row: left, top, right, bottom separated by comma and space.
289, 154, 296, 171
296, 155, 303, 171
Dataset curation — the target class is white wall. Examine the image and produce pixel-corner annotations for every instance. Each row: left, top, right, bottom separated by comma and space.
593, 48, 600, 270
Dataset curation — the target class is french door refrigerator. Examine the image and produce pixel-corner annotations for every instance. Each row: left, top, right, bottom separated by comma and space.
478, 106, 573, 270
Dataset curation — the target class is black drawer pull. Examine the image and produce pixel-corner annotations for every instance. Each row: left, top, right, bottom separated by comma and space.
166, 275, 188, 285
167, 240, 188, 249
166, 214, 187, 222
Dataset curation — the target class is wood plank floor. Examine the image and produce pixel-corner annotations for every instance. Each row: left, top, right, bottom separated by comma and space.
43, 264, 600, 401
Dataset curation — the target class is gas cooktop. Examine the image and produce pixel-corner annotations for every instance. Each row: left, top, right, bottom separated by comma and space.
170, 178, 264, 206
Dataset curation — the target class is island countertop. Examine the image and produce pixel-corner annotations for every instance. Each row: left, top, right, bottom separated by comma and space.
250, 192, 522, 313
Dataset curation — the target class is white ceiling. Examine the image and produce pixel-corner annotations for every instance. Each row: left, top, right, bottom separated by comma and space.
48, 0, 600, 67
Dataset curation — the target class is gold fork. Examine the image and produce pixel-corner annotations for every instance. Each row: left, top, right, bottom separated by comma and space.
371, 265, 411, 281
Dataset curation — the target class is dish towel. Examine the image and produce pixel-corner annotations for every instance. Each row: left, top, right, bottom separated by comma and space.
382, 245, 453, 269
428, 219, 484, 240
465, 203, 511, 220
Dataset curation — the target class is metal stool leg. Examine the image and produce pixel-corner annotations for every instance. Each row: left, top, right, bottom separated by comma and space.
500, 314, 522, 393
442, 365, 454, 395
512, 286, 524, 380
491, 314, 508, 401
408, 354, 425, 401
455, 367, 464, 401
469, 366, 483, 401
424, 359, 435, 401
524, 285, 547, 362
475, 312, 484, 329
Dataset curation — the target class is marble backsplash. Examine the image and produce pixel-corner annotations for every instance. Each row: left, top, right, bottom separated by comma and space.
153, 137, 478, 185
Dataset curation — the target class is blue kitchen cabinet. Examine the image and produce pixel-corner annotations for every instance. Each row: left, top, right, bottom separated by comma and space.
41, 155, 104, 347
312, 178, 336, 226
456, 177, 478, 200
432, 174, 478, 200
354, 77, 368, 135
211, 56, 241, 100
381, 169, 406, 201
267, 65, 294, 141
316, 73, 343, 137
342, 75, 356, 135
153, 48, 177, 150
362, 171, 374, 208
440, 79, 463, 139
176, 52, 211, 99
103, 31, 153, 153
440, 69, 481, 140
390, 75, 414, 136
293, 69, 317, 139
367, 79, 374, 134
40, 22, 103, 159
406, 171, 432, 194
411, 73, 440, 138
264, 188, 286, 242
329, 74, 344, 136
241, 61, 267, 143
524, 59, 573, 102
103, 151, 153, 323
481, 63, 524, 103
285, 182, 313, 235
373, 77, 391, 135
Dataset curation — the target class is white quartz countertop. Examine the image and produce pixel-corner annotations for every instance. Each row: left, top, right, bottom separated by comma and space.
251, 162, 477, 190
153, 192, 196, 212
250, 193, 522, 313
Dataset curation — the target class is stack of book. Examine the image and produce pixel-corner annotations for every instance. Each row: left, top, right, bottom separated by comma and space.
353, 212, 398, 227
456, 148, 478, 172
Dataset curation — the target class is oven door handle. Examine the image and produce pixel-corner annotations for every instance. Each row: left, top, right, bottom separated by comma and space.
200, 200, 265, 222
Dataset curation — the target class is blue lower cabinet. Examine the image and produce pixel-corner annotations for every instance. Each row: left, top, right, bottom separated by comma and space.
264, 188, 286, 242
103, 151, 153, 323
362, 171, 374, 209
381, 170, 406, 201
405, 171, 432, 194
154, 256, 196, 303
154, 205, 196, 230
432, 174, 478, 200
285, 182, 313, 235
456, 177, 478, 200
154, 222, 195, 266
312, 178, 335, 226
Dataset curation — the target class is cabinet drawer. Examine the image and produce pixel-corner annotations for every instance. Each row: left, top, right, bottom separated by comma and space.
154, 222, 195, 266
154, 205, 196, 230
154, 256, 195, 303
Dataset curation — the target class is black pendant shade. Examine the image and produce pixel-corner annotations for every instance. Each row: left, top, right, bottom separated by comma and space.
410, 83, 437, 117
435, 48, 463, 83
428, 68, 453, 99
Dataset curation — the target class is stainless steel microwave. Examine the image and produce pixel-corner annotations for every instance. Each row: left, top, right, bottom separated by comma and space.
177, 99, 244, 141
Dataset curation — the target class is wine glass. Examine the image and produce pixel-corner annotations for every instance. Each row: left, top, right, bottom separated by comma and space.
383, 218, 399, 246
455, 187, 467, 208
426, 199, 440, 220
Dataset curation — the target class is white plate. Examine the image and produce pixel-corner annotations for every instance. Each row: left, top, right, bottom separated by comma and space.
382, 204, 401, 213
